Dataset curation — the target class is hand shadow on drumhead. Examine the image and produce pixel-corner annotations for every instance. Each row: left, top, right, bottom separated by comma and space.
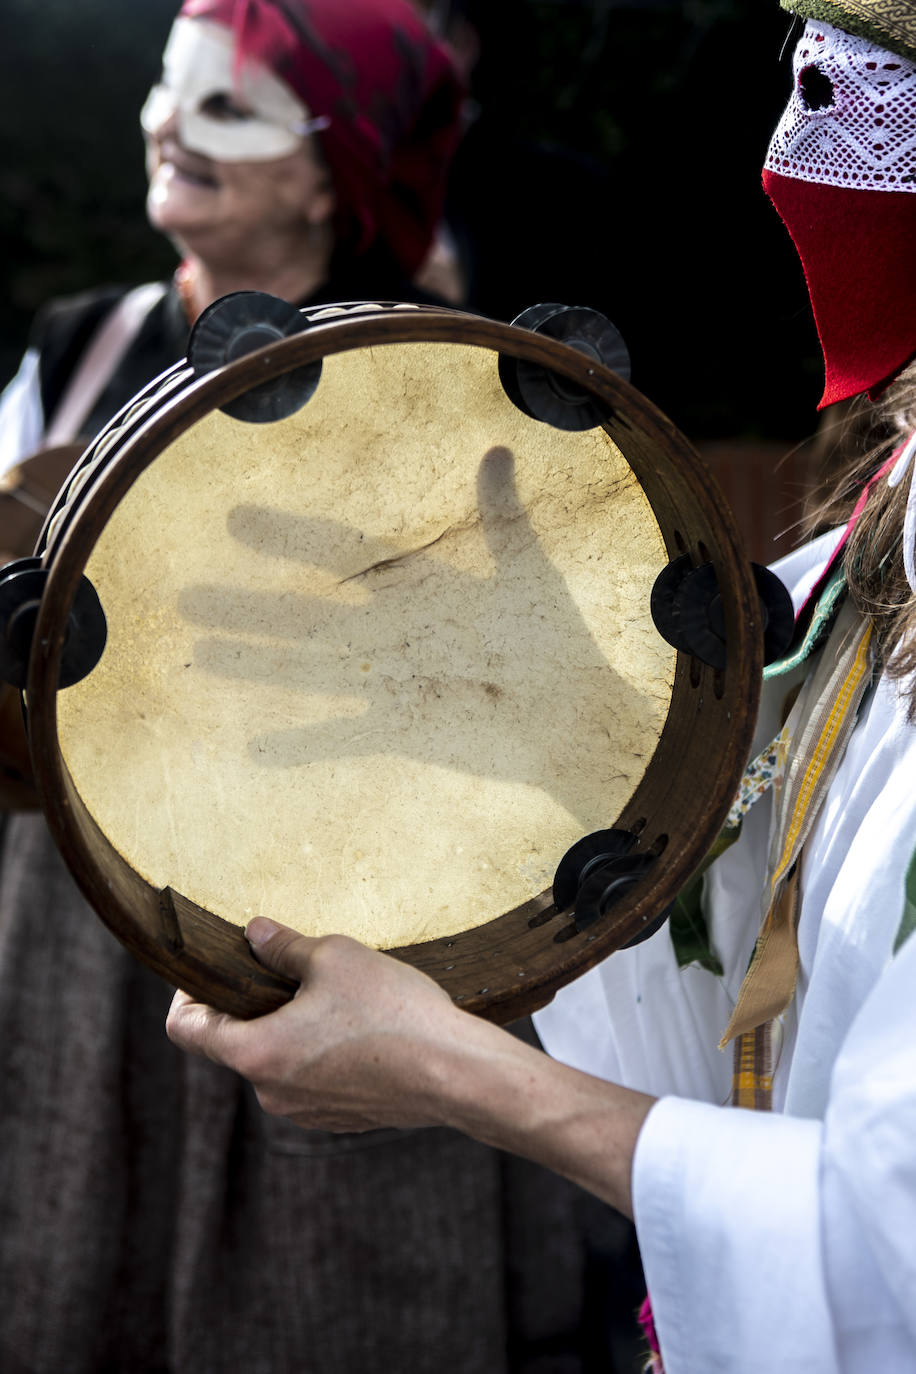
177, 447, 667, 826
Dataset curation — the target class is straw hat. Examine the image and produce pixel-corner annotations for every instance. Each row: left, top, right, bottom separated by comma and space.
780, 1, 916, 61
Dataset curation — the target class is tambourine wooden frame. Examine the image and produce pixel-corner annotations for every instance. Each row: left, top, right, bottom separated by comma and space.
24, 306, 763, 1024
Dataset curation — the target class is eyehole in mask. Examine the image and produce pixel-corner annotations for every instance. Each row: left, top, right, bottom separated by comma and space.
798, 64, 835, 111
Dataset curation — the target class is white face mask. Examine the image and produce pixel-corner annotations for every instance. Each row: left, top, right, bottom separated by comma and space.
140, 18, 329, 163
765, 19, 916, 193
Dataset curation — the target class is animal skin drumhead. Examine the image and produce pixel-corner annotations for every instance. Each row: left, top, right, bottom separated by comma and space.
55, 339, 675, 948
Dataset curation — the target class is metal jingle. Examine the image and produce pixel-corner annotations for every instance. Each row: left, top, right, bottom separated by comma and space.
0, 560, 107, 690
573, 851, 660, 933
670, 562, 726, 670
496, 351, 538, 422
508, 303, 572, 336
188, 290, 321, 424
497, 304, 568, 422
754, 563, 795, 665
651, 556, 795, 670
552, 826, 638, 912
650, 558, 726, 669
534, 305, 631, 382
619, 906, 672, 949
188, 291, 303, 371
512, 356, 611, 431
649, 553, 697, 656
0, 561, 45, 688
59, 573, 108, 688
651, 557, 726, 669
694, 565, 795, 670
499, 303, 629, 431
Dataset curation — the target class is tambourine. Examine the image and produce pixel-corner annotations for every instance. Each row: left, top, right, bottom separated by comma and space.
0, 297, 774, 1024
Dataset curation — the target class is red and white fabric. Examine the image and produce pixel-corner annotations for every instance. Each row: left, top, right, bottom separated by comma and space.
762, 20, 916, 405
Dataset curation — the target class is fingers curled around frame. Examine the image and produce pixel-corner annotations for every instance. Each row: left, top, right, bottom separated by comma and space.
165, 989, 251, 1068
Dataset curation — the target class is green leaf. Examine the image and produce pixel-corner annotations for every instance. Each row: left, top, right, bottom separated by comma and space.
893, 846, 916, 954
667, 826, 741, 976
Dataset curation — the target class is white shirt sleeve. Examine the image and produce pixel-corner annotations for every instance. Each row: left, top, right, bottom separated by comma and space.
537, 528, 916, 1370
634, 1097, 834, 1372
633, 932, 916, 1373
0, 349, 45, 479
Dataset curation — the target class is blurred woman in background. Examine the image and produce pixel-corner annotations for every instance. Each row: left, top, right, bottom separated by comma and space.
0, 4, 605, 1371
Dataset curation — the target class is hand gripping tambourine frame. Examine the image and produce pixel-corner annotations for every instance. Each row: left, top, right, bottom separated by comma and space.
5, 300, 767, 1024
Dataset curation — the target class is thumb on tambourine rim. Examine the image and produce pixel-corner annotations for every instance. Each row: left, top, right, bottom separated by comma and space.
245, 916, 315, 981
165, 919, 313, 1063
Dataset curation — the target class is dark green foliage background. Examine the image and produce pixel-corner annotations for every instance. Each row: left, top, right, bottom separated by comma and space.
0, 0, 821, 437
0, 0, 177, 373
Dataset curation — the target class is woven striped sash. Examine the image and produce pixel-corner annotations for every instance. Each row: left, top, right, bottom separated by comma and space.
722, 597, 874, 1108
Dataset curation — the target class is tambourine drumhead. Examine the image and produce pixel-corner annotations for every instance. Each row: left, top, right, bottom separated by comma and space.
26, 305, 762, 1021
56, 340, 672, 949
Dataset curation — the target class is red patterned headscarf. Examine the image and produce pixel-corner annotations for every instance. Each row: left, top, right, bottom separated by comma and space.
179, 0, 465, 275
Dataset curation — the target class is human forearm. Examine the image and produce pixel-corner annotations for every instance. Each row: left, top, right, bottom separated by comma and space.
166, 918, 655, 1216
418, 1006, 655, 1216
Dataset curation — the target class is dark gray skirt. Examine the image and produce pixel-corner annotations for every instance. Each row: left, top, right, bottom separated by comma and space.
0, 814, 624, 1374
